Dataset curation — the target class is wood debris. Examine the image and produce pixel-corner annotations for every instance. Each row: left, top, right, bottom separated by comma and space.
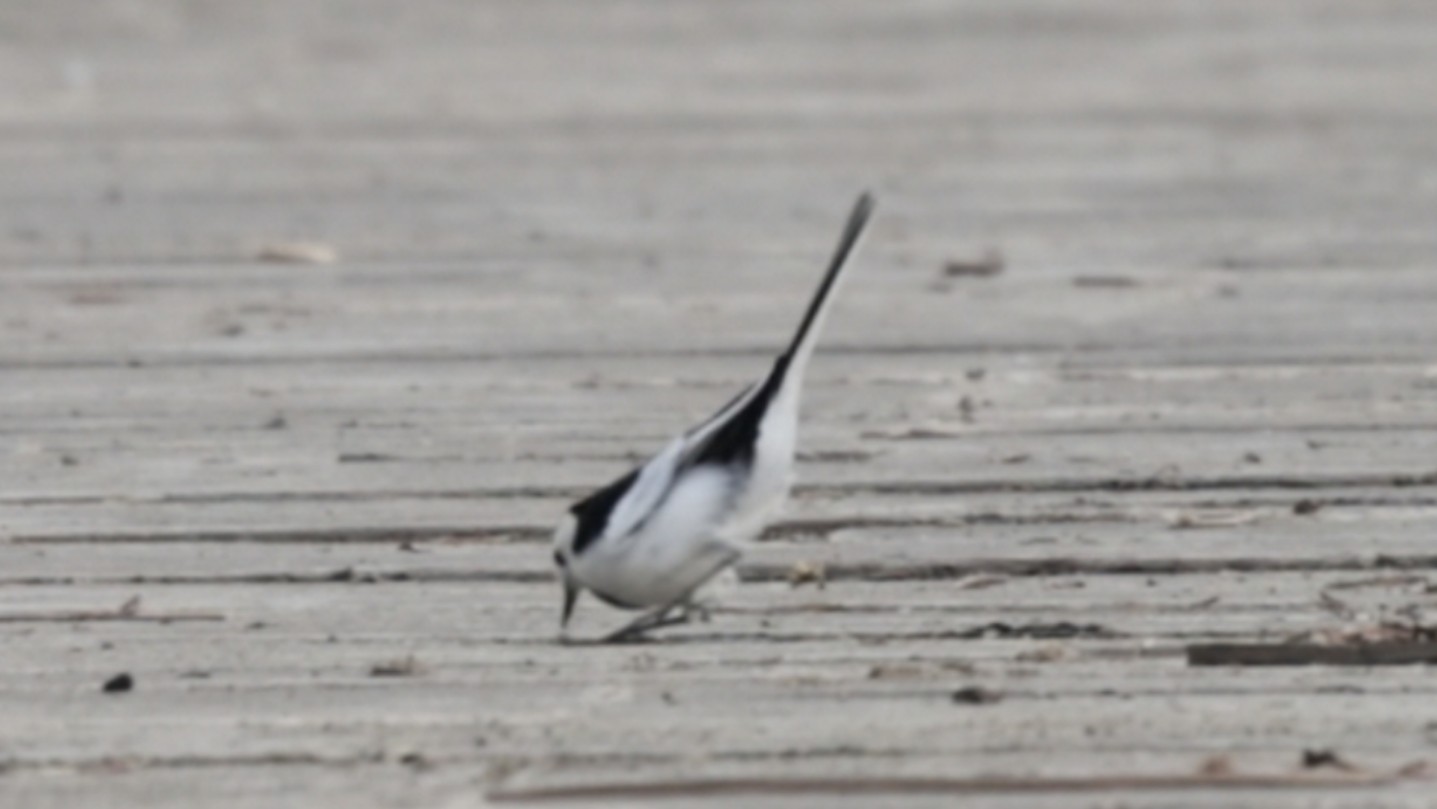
942, 249, 1005, 278
1168, 510, 1263, 530
256, 242, 339, 264
950, 685, 1002, 705
370, 655, 425, 677
786, 561, 827, 589
1302, 749, 1360, 772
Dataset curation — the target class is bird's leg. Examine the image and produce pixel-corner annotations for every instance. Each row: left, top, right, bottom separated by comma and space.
603, 603, 690, 643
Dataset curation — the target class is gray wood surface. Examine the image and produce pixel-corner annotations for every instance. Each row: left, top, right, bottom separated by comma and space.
3, 1, 1437, 806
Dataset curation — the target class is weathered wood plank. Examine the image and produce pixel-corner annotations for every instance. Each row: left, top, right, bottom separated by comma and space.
5, 1, 1437, 807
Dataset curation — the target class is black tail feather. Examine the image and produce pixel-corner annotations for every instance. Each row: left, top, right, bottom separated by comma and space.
690, 193, 875, 469
781, 192, 875, 362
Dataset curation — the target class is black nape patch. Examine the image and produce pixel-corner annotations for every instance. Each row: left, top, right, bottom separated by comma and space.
569, 468, 639, 555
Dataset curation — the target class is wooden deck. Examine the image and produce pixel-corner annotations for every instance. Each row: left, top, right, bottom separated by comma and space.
4, 1, 1437, 806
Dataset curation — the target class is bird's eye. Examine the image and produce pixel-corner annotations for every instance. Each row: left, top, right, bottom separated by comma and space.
553, 550, 567, 568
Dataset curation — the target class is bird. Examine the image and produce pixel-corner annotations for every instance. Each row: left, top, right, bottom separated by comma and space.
551, 193, 875, 642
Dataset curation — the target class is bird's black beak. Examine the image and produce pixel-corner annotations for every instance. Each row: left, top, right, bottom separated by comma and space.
561, 580, 580, 629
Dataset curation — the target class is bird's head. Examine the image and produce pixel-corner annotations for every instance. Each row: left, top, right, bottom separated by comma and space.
552, 513, 581, 629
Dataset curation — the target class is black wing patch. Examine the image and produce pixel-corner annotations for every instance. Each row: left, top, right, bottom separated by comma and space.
569, 467, 639, 555
687, 355, 788, 469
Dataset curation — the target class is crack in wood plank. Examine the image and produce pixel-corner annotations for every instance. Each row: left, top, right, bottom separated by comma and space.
5, 470, 1434, 510
485, 771, 1421, 802
5, 554, 1437, 589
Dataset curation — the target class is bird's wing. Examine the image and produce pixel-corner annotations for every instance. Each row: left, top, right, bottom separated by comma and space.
601, 435, 687, 541
680, 363, 783, 471
571, 392, 754, 556
684, 382, 759, 446
590, 381, 763, 547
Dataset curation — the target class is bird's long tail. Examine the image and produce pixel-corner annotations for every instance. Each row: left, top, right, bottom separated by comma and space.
778, 192, 875, 380
682, 193, 875, 469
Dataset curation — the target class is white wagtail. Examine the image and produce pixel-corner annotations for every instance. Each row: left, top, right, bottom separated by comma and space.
552, 193, 875, 642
